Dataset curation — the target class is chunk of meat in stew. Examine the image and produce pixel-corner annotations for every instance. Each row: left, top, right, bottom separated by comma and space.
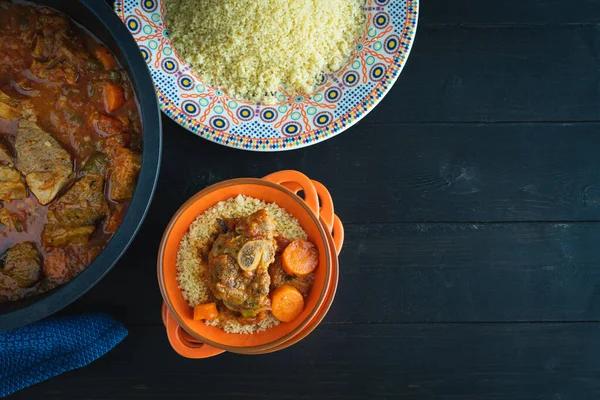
208, 210, 278, 317
0, 273, 19, 301
2, 242, 42, 288
15, 119, 73, 205
0, 140, 13, 164
43, 244, 101, 282
0, 90, 34, 122
235, 209, 278, 239
0, 207, 26, 232
106, 146, 141, 202
29, 10, 89, 85
0, 164, 26, 200
0, 90, 22, 122
42, 169, 109, 247
268, 256, 315, 296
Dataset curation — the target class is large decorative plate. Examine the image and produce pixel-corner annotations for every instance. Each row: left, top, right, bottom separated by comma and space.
115, 0, 418, 151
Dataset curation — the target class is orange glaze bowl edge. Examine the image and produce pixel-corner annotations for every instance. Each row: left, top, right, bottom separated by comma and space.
157, 170, 344, 358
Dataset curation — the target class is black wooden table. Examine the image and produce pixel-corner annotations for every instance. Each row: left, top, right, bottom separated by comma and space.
12, 0, 600, 398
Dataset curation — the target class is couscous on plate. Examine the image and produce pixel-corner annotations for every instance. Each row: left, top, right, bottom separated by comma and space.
164, 0, 366, 103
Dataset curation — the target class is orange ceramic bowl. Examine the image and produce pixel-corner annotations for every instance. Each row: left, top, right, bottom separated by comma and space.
161, 215, 342, 357
158, 170, 344, 358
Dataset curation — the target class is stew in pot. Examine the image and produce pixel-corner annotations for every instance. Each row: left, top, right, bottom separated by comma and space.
0, 1, 142, 301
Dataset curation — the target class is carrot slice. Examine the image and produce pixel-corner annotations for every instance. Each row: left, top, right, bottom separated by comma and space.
94, 46, 117, 70
282, 239, 318, 277
271, 285, 304, 323
103, 82, 124, 113
193, 303, 218, 321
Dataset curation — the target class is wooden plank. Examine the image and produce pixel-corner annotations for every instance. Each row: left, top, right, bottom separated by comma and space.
364, 25, 600, 123
62, 222, 600, 324
11, 323, 600, 400
421, 0, 600, 25
335, 223, 600, 323
152, 118, 600, 223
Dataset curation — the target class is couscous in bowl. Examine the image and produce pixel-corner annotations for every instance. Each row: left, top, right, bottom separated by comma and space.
158, 170, 343, 358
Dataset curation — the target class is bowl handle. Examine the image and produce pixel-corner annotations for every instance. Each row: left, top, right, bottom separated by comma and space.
162, 303, 225, 359
332, 214, 344, 256
280, 179, 344, 256
263, 170, 320, 219
311, 180, 334, 232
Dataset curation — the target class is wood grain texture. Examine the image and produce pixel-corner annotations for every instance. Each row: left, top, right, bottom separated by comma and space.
10, 323, 600, 400
146, 118, 600, 224
61, 222, 600, 324
422, 0, 600, 25
42, 2, 600, 400
364, 25, 600, 124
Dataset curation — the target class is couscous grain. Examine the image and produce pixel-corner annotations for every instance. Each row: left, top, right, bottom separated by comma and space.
164, 0, 366, 103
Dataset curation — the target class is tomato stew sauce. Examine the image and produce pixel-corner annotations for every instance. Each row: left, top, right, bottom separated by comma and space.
0, 1, 143, 301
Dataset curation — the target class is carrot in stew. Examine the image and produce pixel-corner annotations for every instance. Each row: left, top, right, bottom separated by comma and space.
94, 46, 116, 70
271, 285, 304, 323
193, 303, 218, 321
43, 250, 69, 281
281, 239, 318, 277
90, 112, 126, 137
103, 82, 124, 113
105, 203, 125, 233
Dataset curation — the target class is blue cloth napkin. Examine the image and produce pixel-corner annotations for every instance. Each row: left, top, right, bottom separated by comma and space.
0, 313, 127, 398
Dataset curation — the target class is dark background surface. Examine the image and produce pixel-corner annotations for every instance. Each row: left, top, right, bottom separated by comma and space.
11, 0, 600, 399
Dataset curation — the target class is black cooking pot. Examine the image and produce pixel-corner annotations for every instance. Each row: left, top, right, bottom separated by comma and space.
0, 0, 162, 331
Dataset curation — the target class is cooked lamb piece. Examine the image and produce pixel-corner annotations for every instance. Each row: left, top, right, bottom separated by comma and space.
0, 165, 27, 200
42, 170, 108, 247
2, 242, 42, 288
47, 173, 108, 227
0, 90, 20, 121
107, 146, 141, 201
208, 210, 278, 317
0, 141, 13, 164
15, 119, 73, 205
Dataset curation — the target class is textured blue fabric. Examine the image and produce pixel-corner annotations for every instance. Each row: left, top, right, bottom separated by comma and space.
0, 313, 127, 397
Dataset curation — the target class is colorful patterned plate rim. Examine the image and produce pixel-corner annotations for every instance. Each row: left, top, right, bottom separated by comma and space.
115, 0, 419, 151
